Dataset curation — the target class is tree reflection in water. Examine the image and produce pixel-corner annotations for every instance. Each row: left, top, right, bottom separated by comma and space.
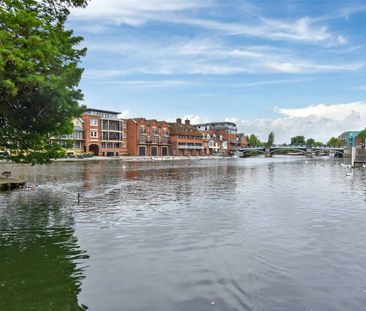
0, 193, 88, 310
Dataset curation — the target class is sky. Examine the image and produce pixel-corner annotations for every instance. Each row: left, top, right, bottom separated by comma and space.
68, 0, 366, 143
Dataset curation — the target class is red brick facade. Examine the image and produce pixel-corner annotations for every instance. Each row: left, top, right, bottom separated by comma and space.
82, 109, 128, 156
169, 119, 204, 156
126, 118, 170, 156
194, 122, 237, 155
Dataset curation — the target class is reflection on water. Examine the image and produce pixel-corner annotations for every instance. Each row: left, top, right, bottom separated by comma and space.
1, 157, 366, 310
0, 194, 88, 310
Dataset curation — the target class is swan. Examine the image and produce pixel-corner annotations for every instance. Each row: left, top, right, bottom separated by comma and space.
346, 169, 353, 177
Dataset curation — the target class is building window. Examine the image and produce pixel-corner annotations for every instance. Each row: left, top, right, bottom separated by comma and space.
90, 119, 98, 126
90, 131, 98, 138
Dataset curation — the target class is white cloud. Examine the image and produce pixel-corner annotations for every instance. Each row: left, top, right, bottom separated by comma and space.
84, 39, 365, 75
71, 0, 211, 26
71, 0, 350, 46
276, 101, 366, 121
226, 102, 366, 143
182, 115, 210, 124
84, 79, 191, 88
119, 110, 133, 118
229, 102, 366, 143
166, 115, 210, 124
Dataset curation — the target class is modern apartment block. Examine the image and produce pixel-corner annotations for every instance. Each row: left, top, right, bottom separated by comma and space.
126, 118, 170, 156
169, 118, 204, 156
82, 108, 128, 156
194, 122, 238, 155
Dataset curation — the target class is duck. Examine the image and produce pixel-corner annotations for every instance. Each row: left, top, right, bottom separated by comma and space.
346, 169, 354, 177
1, 171, 11, 178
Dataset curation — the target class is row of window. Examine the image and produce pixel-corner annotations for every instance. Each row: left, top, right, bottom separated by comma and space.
87, 111, 118, 119
102, 142, 123, 149
140, 126, 168, 136
178, 143, 203, 146
140, 136, 168, 144
177, 135, 202, 140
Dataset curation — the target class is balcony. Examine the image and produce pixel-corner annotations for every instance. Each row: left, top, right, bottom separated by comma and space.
178, 145, 203, 150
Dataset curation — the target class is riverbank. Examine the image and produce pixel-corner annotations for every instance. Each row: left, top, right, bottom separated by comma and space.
56, 155, 229, 162
0, 155, 231, 164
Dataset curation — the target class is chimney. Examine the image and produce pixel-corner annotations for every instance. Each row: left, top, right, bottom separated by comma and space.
176, 118, 182, 124
185, 119, 190, 125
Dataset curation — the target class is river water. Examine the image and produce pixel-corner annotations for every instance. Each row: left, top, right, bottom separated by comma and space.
1, 157, 366, 310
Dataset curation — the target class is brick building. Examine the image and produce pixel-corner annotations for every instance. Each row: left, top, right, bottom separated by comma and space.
194, 122, 237, 155
82, 108, 127, 156
236, 133, 249, 149
126, 118, 170, 156
201, 131, 221, 155
169, 118, 204, 156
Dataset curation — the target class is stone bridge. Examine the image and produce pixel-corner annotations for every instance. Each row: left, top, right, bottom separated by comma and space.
238, 145, 345, 157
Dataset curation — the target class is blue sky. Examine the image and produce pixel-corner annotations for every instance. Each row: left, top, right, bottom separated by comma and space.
69, 0, 366, 143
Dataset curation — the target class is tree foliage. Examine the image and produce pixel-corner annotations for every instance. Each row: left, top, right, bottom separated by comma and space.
357, 129, 366, 142
306, 138, 315, 146
290, 136, 306, 145
248, 134, 261, 147
313, 141, 324, 147
266, 131, 274, 147
327, 137, 344, 147
0, 0, 88, 164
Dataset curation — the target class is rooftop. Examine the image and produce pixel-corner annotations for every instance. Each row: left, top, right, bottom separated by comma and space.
85, 108, 121, 115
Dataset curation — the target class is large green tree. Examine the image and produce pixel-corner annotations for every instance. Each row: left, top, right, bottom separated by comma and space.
306, 138, 315, 146
0, 0, 88, 164
248, 134, 261, 147
266, 131, 274, 147
290, 136, 306, 146
327, 137, 344, 147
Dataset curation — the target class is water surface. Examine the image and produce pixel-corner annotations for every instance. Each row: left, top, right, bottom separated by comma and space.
1, 157, 366, 310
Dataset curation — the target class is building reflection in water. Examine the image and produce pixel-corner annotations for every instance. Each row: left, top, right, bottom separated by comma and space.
0, 193, 88, 310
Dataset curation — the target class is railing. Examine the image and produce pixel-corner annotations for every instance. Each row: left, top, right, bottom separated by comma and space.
178, 145, 203, 150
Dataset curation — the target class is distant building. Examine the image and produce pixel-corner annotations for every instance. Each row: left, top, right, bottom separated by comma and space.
126, 118, 170, 156
169, 118, 204, 156
82, 108, 128, 156
236, 133, 249, 148
338, 131, 360, 147
201, 131, 221, 155
194, 122, 237, 155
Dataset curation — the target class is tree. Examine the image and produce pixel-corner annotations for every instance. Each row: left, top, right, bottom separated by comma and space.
266, 132, 274, 147
0, 0, 88, 164
357, 129, 366, 143
306, 138, 315, 146
327, 137, 344, 147
313, 141, 324, 147
248, 134, 261, 147
290, 136, 305, 146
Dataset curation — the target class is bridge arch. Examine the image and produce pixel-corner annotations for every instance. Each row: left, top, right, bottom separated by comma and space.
269, 148, 307, 155
240, 149, 265, 155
